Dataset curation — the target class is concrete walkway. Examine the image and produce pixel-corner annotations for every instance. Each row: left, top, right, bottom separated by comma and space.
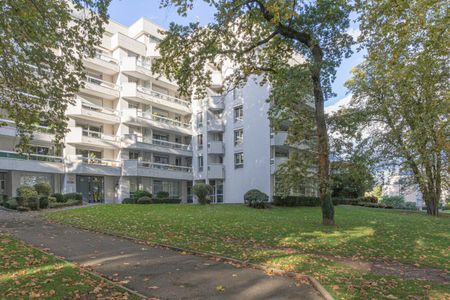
0, 209, 323, 300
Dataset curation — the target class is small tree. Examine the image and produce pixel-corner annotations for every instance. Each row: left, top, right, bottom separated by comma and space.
193, 183, 213, 205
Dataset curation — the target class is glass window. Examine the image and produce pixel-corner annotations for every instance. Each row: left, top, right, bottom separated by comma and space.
197, 112, 203, 127
234, 128, 243, 146
198, 155, 203, 171
234, 152, 244, 168
197, 134, 203, 149
129, 151, 139, 160
234, 105, 243, 122
153, 155, 169, 164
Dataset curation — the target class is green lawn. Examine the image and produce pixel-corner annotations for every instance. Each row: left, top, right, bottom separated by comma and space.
0, 233, 139, 299
47, 205, 450, 300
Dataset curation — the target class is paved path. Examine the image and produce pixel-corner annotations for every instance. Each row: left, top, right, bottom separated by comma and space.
0, 209, 323, 300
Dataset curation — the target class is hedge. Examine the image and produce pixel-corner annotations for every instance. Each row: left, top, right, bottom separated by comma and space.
48, 199, 81, 209
151, 198, 181, 204
273, 196, 321, 207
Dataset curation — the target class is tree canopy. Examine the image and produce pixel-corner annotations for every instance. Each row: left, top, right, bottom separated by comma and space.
334, 0, 449, 215
154, 0, 354, 224
0, 0, 110, 151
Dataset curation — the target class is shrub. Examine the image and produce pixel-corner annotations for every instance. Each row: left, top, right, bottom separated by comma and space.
39, 196, 49, 209
49, 199, 81, 209
64, 193, 82, 202
5, 198, 18, 210
17, 206, 30, 212
15, 196, 26, 207
273, 196, 320, 207
48, 196, 57, 203
381, 196, 405, 209
137, 196, 152, 204
361, 195, 378, 203
401, 202, 417, 210
1, 195, 9, 206
132, 190, 152, 200
51, 193, 65, 203
17, 186, 38, 199
193, 183, 213, 205
151, 198, 182, 204
33, 182, 52, 196
443, 203, 450, 211
244, 189, 269, 209
156, 191, 170, 199
332, 198, 360, 206
27, 197, 39, 210
122, 197, 135, 204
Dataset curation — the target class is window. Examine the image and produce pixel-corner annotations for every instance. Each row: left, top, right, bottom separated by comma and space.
234, 128, 243, 146
198, 155, 204, 171
197, 112, 203, 127
76, 149, 102, 159
128, 101, 140, 109
153, 155, 169, 165
129, 151, 139, 160
234, 105, 243, 122
197, 134, 203, 149
234, 152, 244, 168
153, 132, 169, 141
80, 123, 102, 139
153, 180, 180, 197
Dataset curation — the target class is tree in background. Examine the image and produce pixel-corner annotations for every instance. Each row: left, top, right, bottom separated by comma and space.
153, 0, 353, 225
334, 0, 449, 215
0, 0, 110, 152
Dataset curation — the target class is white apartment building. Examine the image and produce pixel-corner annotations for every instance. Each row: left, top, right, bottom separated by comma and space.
0, 17, 302, 204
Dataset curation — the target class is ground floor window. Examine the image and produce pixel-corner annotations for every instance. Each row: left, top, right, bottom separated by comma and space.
76, 175, 104, 203
209, 180, 224, 203
153, 180, 180, 197
20, 173, 52, 187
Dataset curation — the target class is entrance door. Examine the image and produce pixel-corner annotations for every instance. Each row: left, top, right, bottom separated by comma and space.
76, 176, 104, 203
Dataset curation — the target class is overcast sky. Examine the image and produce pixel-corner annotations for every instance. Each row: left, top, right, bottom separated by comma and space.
108, 0, 365, 107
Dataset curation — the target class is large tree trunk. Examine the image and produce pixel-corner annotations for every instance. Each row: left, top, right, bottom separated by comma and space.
424, 191, 440, 216
310, 52, 334, 226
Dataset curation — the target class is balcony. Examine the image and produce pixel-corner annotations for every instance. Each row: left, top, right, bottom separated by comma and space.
65, 155, 121, 176
66, 127, 120, 149
122, 82, 190, 114
0, 119, 54, 143
208, 95, 224, 111
0, 150, 64, 173
122, 160, 193, 180
122, 134, 192, 156
207, 141, 224, 154
121, 109, 192, 134
121, 57, 153, 80
207, 117, 224, 132
207, 164, 224, 179
81, 76, 120, 100
210, 71, 223, 88
67, 97, 120, 124
83, 51, 119, 75
270, 132, 288, 146
270, 157, 289, 174
270, 132, 310, 150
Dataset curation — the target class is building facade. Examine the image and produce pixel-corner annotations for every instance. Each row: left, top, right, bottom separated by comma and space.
0, 18, 299, 204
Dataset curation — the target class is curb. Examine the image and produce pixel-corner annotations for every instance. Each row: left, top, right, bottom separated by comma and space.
3, 233, 147, 299
46, 218, 334, 300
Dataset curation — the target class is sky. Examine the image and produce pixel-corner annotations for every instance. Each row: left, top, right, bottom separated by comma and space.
108, 0, 365, 107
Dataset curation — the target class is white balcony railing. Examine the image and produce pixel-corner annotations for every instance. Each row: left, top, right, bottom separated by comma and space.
81, 130, 120, 142
136, 57, 151, 69
138, 161, 192, 173
152, 138, 190, 150
0, 150, 63, 163
94, 51, 118, 65
0, 119, 54, 135
137, 86, 190, 108
84, 75, 120, 90
66, 155, 121, 168
80, 100, 118, 116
